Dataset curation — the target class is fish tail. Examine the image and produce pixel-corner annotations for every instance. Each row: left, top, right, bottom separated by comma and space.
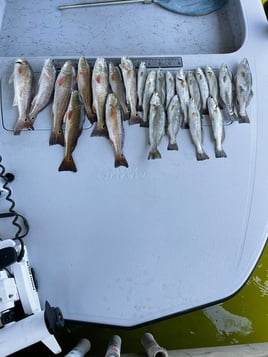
196, 151, 209, 161
167, 142, 178, 151
137, 103, 143, 111
121, 104, 130, 119
232, 112, 239, 121
148, 149, 162, 160
49, 130, 65, 146
181, 121, 189, 129
13, 118, 34, 135
238, 113, 250, 124
85, 109, 97, 124
140, 119, 149, 128
58, 155, 77, 172
122, 109, 130, 121
215, 148, 227, 158
129, 114, 141, 125
115, 153, 129, 168
90, 123, 109, 138
84, 103, 96, 123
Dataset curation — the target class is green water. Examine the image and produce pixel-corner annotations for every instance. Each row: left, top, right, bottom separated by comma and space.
53, 239, 268, 355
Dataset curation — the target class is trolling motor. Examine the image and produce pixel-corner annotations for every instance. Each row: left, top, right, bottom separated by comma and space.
0, 239, 64, 356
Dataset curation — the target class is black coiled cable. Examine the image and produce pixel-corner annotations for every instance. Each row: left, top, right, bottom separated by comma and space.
0, 155, 29, 261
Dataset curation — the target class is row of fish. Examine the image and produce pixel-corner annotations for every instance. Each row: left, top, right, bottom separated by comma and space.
8, 56, 253, 170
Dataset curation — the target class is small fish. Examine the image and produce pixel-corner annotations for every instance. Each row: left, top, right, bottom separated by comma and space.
165, 71, 175, 110
148, 92, 166, 160
156, 68, 166, 105
108, 62, 129, 119
235, 58, 253, 123
28, 58, 56, 125
50, 60, 76, 146
58, 90, 83, 172
219, 63, 235, 118
91, 57, 109, 137
195, 67, 209, 112
77, 56, 96, 124
119, 56, 140, 125
207, 96, 227, 158
188, 97, 209, 161
167, 95, 182, 151
187, 70, 201, 111
205, 66, 218, 103
137, 61, 147, 111
141, 70, 156, 127
105, 93, 128, 168
9, 58, 34, 135
175, 68, 190, 129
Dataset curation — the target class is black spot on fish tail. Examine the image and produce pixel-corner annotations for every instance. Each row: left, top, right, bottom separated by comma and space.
13, 118, 34, 135
148, 149, 162, 160
90, 123, 109, 138
49, 130, 65, 146
215, 148, 227, 158
115, 153, 129, 168
167, 142, 178, 151
58, 155, 77, 172
196, 151, 209, 161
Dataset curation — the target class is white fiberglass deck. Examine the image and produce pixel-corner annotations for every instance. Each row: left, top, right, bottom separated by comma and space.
0, 0, 268, 327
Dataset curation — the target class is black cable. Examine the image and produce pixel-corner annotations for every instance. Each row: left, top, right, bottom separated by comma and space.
0, 155, 29, 259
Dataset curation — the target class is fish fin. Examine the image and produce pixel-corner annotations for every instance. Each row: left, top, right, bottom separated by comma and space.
215, 148, 227, 158
238, 113, 250, 123
12, 95, 18, 107
129, 114, 141, 125
58, 155, 77, 172
148, 149, 162, 160
49, 130, 65, 146
8, 72, 14, 84
115, 153, 129, 168
90, 123, 109, 138
13, 118, 34, 135
167, 142, 178, 151
196, 151, 209, 161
